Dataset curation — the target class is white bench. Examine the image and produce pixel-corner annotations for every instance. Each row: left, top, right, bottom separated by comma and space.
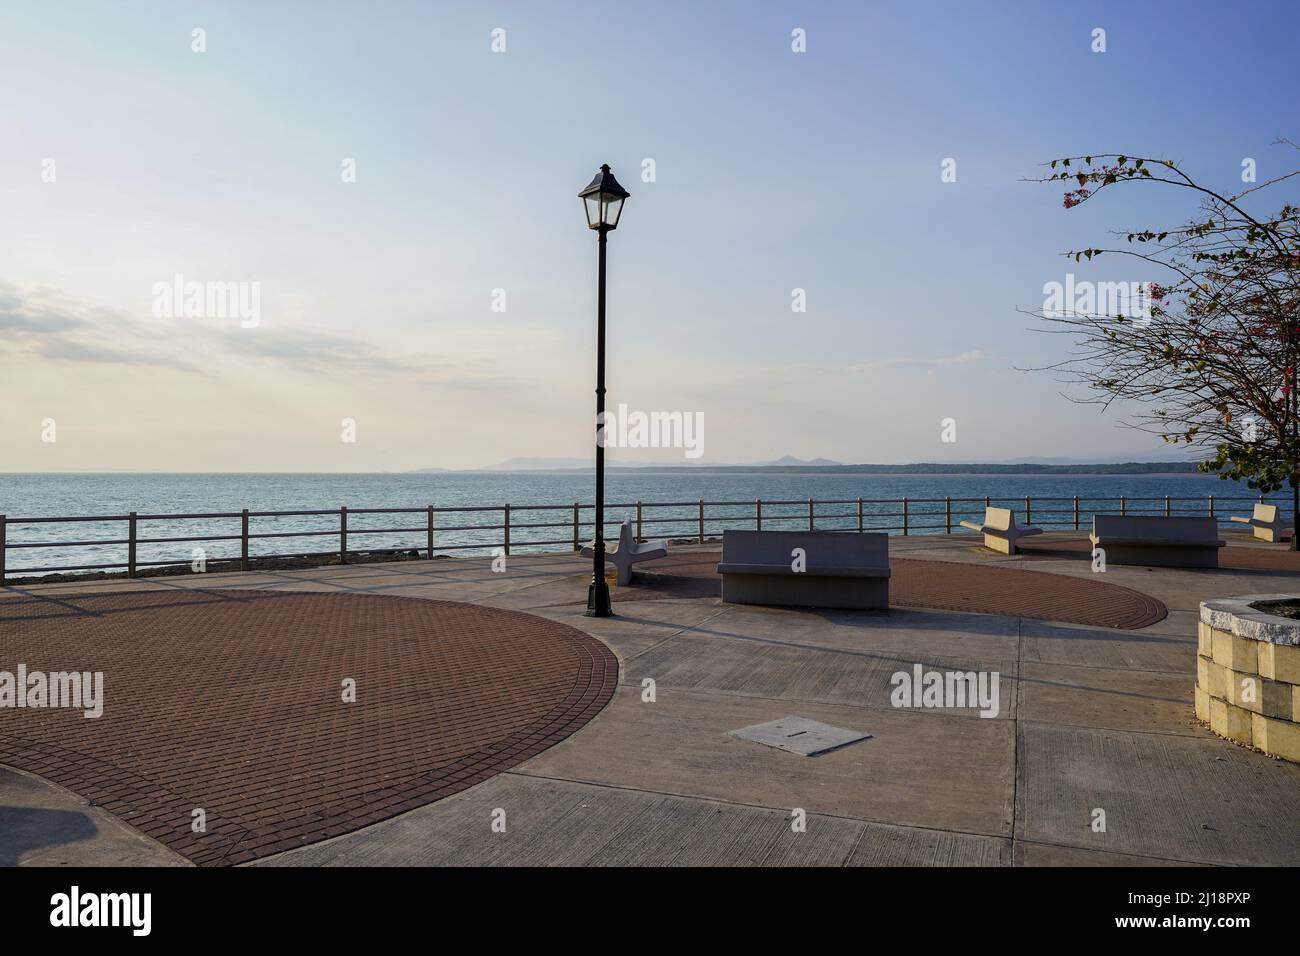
1230, 503, 1293, 543
581, 519, 667, 586
715, 530, 889, 609
1090, 514, 1225, 568
958, 506, 1042, 555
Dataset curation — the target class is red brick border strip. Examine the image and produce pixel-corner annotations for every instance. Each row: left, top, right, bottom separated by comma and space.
0, 589, 618, 866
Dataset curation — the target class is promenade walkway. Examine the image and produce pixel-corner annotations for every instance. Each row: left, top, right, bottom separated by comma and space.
3, 531, 1299, 866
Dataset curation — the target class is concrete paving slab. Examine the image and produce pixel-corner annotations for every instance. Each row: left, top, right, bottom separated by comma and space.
641, 600, 1022, 660
1020, 662, 1200, 736
0, 765, 188, 867
1020, 618, 1196, 673
254, 773, 1006, 867
518, 685, 1015, 836
623, 621, 1018, 718
1013, 840, 1206, 867
532, 600, 739, 662
1015, 721, 1300, 866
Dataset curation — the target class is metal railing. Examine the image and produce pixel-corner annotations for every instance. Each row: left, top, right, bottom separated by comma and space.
0, 493, 1283, 582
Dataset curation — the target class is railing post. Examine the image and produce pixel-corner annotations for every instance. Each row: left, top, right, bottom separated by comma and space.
945, 496, 952, 534
1164, 495, 1171, 517
128, 512, 137, 578
755, 498, 762, 531
857, 497, 863, 532
903, 498, 910, 536
698, 500, 705, 544
0, 514, 6, 583
636, 501, 643, 542
1025, 496, 1032, 526
1073, 496, 1080, 530
340, 506, 348, 564
808, 498, 814, 531
503, 504, 511, 555
427, 505, 434, 558
1120, 496, 1127, 516
1208, 495, 1215, 519
241, 509, 249, 571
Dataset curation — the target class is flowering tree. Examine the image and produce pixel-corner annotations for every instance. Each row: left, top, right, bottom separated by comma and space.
1033, 146, 1300, 548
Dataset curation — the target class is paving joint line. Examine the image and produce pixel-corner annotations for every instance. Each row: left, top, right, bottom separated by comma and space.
502, 769, 1012, 843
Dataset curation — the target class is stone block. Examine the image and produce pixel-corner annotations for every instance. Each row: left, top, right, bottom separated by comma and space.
1251, 713, 1300, 762
1212, 628, 1258, 673
1209, 697, 1253, 745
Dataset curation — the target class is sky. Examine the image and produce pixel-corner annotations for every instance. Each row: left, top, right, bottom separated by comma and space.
1, 0, 1296, 471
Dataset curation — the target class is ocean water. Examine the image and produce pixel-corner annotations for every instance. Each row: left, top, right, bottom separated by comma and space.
0, 471, 1278, 577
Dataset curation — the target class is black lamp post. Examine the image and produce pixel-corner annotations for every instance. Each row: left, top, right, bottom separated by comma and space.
579, 163, 630, 617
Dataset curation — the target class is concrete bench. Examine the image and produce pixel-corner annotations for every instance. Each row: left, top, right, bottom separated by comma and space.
958, 506, 1042, 555
1230, 503, 1293, 543
582, 518, 667, 586
715, 529, 889, 609
1090, 514, 1225, 568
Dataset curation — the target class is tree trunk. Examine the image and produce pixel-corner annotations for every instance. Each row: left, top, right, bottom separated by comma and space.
1293, 481, 1299, 552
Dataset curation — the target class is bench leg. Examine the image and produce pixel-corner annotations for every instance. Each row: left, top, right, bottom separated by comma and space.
983, 533, 1014, 555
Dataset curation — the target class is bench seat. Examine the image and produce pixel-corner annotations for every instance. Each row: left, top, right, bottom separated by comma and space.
716, 530, 889, 609
1090, 515, 1225, 569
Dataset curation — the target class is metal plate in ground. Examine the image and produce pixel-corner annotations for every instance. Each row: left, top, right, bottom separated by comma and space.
729, 716, 871, 756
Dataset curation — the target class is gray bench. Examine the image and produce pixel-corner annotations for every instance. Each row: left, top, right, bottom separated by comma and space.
958, 506, 1042, 555
1230, 503, 1293, 543
715, 530, 889, 609
582, 518, 667, 585
1090, 514, 1225, 568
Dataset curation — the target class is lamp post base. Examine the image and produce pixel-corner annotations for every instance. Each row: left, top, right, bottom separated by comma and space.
586, 579, 613, 617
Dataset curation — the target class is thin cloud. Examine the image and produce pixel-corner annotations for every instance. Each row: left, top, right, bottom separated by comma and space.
0, 279, 438, 379
846, 350, 984, 373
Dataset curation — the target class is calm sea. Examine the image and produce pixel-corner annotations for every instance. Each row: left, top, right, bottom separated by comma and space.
0, 471, 1274, 577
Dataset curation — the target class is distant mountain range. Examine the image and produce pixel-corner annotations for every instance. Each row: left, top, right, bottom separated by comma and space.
414, 455, 845, 472
413, 455, 1200, 475
754, 455, 845, 467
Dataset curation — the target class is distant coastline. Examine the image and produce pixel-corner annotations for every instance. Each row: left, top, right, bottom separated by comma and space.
415, 461, 1203, 477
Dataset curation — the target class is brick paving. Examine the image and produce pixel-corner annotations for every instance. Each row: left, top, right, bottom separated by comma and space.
0, 589, 617, 866
1018, 535, 1300, 572
623, 552, 1167, 629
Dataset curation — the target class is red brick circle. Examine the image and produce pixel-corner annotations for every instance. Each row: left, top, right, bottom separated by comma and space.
622, 552, 1167, 629
1019, 535, 1300, 573
0, 589, 618, 866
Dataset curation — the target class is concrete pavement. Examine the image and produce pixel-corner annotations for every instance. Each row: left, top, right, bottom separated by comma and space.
4, 532, 1300, 866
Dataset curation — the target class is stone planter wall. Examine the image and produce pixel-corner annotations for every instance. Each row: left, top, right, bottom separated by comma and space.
1197, 596, 1300, 762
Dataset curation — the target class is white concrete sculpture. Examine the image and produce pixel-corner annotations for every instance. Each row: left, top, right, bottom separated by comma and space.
1229, 503, 1293, 543
959, 507, 1042, 555
581, 519, 668, 586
